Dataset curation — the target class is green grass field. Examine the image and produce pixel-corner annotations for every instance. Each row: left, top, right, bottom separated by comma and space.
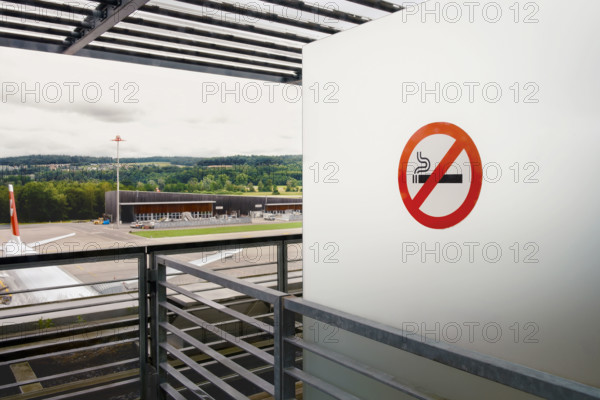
131, 222, 302, 239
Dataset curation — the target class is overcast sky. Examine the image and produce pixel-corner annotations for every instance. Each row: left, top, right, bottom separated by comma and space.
0, 45, 302, 159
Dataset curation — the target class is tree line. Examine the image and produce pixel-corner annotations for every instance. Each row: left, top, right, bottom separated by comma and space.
0, 155, 303, 223
0, 181, 113, 223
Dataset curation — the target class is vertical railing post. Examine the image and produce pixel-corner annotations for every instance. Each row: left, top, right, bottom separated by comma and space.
274, 295, 296, 399
149, 252, 167, 400
277, 241, 288, 293
138, 252, 148, 399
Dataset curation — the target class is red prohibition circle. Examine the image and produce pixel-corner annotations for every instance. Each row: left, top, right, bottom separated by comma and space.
398, 122, 482, 229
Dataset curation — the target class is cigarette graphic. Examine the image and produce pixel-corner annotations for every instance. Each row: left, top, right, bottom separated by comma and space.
413, 174, 463, 184
412, 152, 462, 184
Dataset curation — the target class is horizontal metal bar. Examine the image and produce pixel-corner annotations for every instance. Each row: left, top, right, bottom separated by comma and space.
147, 234, 302, 255
166, 310, 272, 346
44, 377, 141, 400
147, 235, 301, 256
0, 337, 138, 367
174, 348, 302, 395
286, 337, 435, 400
162, 321, 274, 394
0, 358, 137, 392
140, 4, 315, 44
259, 0, 370, 25
161, 304, 274, 365
284, 297, 600, 400
176, 330, 272, 358
212, 258, 302, 273
161, 382, 189, 400
2, 0, 97, 17
94, 34, 301, 72
110, 24, 302, 64
0, 7, 82, 27
0, 295, 138, 321
123, 15, 303, 54
285, 366, 361, 400
0, 20, 77, 38
172, 271, 302, 304
175, 0, 339, 34
95, 0, 123, 5
0, 31, 66, 50
162, 342, 248, 400
177, 311, 274, 337
0, 247, 143, 270
162, 280, 274, 334
0, 331, 139, 364
0, 234, 301, 268
4, 276, 137, 296
158, 256, 286, 304
344, 0, 403, 13
0, 317, 138, 347
161, 362, 215, 400
0, 34, 300, 83
180, 293, 271, 315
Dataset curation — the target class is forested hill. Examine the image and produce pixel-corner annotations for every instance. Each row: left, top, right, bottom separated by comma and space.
0, 155, 302, 167
0, 154, 303, 222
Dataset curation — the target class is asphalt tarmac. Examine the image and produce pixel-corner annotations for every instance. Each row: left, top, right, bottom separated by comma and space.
0, 219, 302, 318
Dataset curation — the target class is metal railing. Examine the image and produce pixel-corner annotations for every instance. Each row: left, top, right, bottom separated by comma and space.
152, 252, 600, 400
0, 234, 301, 400
2, 233, 600, 400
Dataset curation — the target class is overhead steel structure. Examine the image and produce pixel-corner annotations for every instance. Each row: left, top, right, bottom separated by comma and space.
0, 0, 405, 83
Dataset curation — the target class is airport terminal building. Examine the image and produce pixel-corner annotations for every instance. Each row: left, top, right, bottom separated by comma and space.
105, 190, 302, 223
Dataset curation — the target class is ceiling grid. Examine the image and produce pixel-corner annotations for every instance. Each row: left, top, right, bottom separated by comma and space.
0, 0, 404, 82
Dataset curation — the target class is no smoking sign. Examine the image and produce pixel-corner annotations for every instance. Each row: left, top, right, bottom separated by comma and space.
398, 122, 483, 229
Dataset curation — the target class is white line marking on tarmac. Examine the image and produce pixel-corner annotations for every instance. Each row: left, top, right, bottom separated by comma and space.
10, 362, 43, 393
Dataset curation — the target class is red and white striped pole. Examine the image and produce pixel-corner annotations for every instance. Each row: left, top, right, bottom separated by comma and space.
111, 135, 125, 227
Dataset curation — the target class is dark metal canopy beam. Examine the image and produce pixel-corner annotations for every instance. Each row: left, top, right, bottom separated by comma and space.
63, 0, 151, 55
0, 8, 82, 28
2, 0, 97, 17
84, 42, 299, 81
344, 0, 404, 13
258, 0, 371, 25
109, 25, 302, 64
123, 15, 303, 54
0, 35, 299, 83
0, 32, 65, 53
0, 0, 405, 83
94, 35, 301, 72
140, 4, 316, 44
0, 20, 77, 39
174, 0, 340, 35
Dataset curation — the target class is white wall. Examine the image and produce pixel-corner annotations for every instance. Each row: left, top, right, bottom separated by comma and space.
302, 1, 600, 398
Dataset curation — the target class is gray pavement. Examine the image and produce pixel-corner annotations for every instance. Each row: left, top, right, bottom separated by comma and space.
0, 219, 301, 254
0, 220, 302, 317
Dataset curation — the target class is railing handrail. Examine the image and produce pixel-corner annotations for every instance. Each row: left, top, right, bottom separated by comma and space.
0, 233, 303, 269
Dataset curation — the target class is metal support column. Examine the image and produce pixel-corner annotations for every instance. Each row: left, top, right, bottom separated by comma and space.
274, 295, 296, 399
148, 252, 166, 400
277, 241, 288, 293
138, 253, 149, 399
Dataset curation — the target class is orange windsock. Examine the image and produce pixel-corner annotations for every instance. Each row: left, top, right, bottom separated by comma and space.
8, 185, 20, 238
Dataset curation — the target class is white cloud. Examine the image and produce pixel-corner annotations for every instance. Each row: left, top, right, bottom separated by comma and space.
0, 46, 302, 158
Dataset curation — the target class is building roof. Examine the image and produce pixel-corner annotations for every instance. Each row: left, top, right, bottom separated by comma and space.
0, 0, 405, 83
